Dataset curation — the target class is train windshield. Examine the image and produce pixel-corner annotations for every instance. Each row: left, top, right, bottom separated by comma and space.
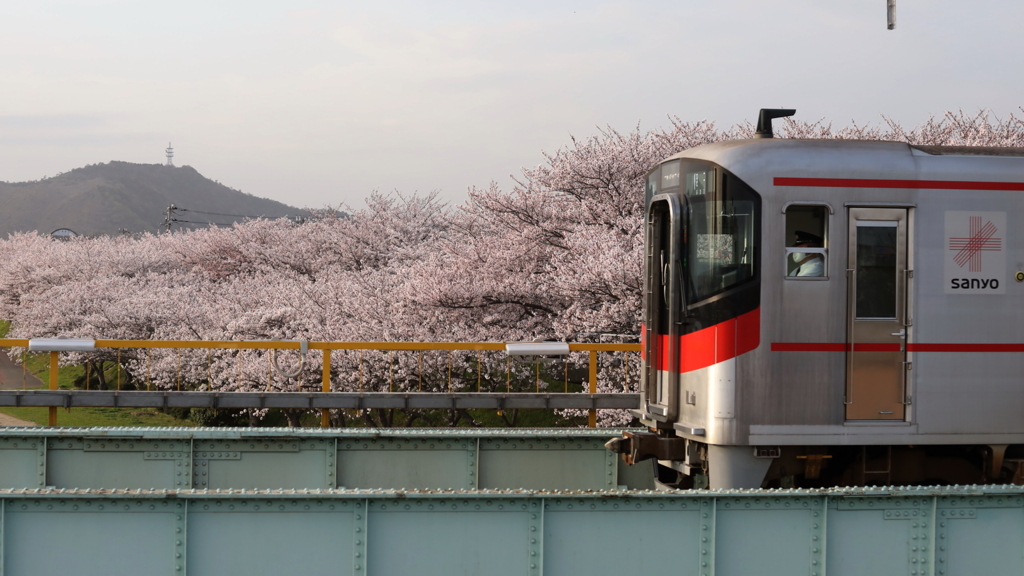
683, 162, 760, 304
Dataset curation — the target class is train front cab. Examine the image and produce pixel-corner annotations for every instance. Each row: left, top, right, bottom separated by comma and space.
639, 158, 765, 488
637, 155, 920, 488
621, 140, 1024, 490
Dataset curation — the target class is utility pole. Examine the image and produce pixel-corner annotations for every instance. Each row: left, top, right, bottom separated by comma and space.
163, 204, 178, 232
887, 0, 896, 29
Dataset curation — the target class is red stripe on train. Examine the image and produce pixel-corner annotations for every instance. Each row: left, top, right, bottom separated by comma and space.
771, 343, 1024, 352
909, 343, 1024, 352
774, 177, 1024, 191
771, 342, 847, 352
769, 343, 901, 352
652, 308, 760, 374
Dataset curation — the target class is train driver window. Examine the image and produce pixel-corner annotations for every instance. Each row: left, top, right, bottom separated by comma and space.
785, 205, 828, 279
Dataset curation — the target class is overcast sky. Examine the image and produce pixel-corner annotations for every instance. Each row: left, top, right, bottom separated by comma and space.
1, 0, 1021, 209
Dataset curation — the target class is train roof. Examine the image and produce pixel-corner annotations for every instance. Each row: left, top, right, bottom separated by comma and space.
911, 145, 1024, 157
665, 139, 1024, 189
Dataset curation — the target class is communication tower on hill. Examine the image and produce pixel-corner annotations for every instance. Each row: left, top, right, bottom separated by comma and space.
165, 143, 174, 166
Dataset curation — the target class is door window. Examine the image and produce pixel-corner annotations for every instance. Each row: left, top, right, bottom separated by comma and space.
855, 222, 898, 319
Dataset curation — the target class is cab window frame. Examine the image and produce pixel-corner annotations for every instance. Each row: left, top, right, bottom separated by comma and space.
683, 161, 760, 307
783, 202, 832, 281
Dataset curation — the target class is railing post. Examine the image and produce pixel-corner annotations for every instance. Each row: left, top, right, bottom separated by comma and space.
700, 497, 716, 576
175, 503, 188, 575
48, 351, 58, 427
321, 349, 331, 428
527, 499, 544, 576
354, 499, 368, 575
588, 350, 598, 427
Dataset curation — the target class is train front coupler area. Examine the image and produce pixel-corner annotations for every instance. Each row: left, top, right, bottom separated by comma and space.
605, 430, 706, 489
604, 430, 687, 465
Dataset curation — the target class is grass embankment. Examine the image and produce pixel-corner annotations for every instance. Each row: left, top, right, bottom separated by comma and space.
0, 406, 195, 427
0, 364, 196, 427
0, 321, 195, 427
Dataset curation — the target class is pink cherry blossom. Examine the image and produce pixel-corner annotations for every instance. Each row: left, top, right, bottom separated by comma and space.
3, 109, 1022, 426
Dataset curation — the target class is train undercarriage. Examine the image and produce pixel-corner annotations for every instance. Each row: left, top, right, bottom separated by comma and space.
607, 430, 1024, 489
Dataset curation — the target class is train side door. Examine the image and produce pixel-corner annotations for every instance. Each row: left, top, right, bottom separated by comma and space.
643, 194, 682, 420
846, 208, 909, 420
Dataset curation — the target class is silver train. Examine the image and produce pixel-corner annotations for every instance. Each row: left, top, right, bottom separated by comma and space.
607, 109, 1024, 489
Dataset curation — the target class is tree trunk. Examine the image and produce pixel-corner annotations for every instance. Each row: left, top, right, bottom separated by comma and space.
402, 410, 422, 427
94, 361, 108, 390
499, 409, 519, 427
283, 409, 302, 427
457, 409, 482, 427
361, 409, 378, 428
120, 366, 135, 390
330, 410, 347, 428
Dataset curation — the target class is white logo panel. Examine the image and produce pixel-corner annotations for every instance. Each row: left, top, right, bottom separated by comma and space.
944, 211, 1006, 294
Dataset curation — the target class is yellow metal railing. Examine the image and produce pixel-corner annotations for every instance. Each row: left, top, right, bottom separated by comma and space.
0, 339, 640, 427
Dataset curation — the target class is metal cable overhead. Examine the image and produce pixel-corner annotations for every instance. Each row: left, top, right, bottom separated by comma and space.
162, 204, 307, 232
168, 218, 234, 227
178, 208, 264, 219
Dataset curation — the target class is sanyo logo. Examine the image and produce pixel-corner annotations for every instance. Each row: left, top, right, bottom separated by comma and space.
950, 278, 1000, 290
944, 211, 1007, 295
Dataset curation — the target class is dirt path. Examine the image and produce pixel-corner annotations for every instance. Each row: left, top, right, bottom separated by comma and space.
0, 350, 44, 389
0, 352, 43, 426
0, 412, 37, 427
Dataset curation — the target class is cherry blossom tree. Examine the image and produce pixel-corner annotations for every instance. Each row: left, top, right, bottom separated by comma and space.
3, 109, 1023, 427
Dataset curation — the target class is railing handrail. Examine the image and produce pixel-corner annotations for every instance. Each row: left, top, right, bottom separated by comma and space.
0, 338, 639, 428
0, 338, 640, 352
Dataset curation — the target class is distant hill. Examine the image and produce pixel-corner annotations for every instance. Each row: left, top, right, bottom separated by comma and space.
0, 161, 304, 237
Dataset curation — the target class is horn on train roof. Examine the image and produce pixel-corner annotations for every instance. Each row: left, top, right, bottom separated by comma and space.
754, 108, 797, 139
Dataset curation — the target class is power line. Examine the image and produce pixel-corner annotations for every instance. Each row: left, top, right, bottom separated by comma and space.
169, 218, 235, 227
178, 208, 264, 219
162, 204, 308, 232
